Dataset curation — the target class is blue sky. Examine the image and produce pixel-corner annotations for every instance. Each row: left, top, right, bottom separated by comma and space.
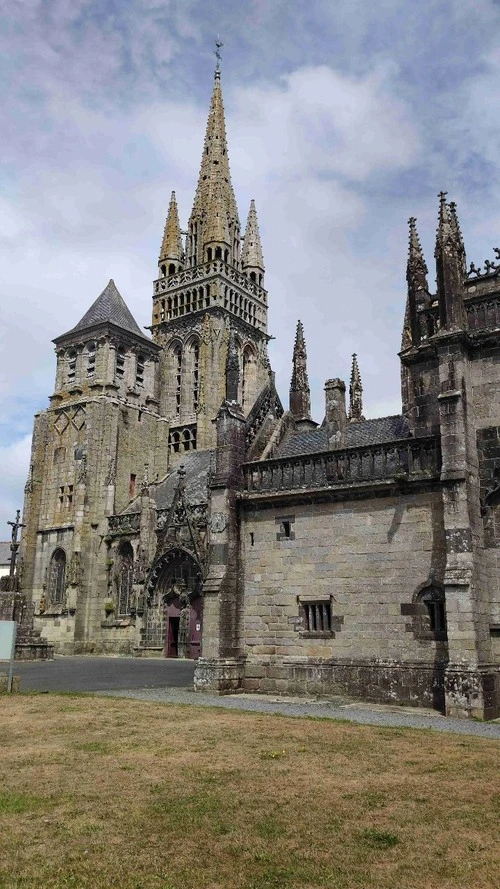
2, 0, 500, 532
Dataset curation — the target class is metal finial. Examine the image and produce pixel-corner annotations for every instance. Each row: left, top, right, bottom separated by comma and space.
214, 36, 223, 73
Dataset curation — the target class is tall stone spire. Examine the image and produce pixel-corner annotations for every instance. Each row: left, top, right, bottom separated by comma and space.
159, 191, 184, 273
289, 320, 312, 423
404, 217, 430, 348
242, 200, 264, 284
349, 353, 364, 422
435, 192, 466, 331
187, 68, 240, 267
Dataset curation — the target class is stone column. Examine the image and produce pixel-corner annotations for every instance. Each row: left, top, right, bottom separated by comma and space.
194, 400, 246, 693
324, 378, 346, 448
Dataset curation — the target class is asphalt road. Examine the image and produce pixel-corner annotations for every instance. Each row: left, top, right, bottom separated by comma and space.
9, 655, 195, 692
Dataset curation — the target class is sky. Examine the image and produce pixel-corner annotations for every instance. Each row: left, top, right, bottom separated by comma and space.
2, 0, 500, 534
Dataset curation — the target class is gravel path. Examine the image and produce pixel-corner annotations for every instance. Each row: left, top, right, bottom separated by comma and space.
97, 687, 500, 739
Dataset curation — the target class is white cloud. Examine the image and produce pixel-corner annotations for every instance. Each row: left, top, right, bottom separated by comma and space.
0, 436, 32, 535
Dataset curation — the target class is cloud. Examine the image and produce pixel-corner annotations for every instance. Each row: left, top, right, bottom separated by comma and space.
0, 436, 32, 534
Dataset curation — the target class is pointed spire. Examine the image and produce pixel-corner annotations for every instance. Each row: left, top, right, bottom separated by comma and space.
204, 177, 230, 246
405, 217, 430, 348
435, 192, 466, 331
289, 320, 312, 422
349, 353, 364, 422
242, 200, 264, 275
159, 191, 183, 265
187, 69, 239, 267
226, 328, 240, 402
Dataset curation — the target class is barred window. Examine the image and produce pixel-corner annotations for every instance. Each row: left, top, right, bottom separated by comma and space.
116, 347, 126, 379
135, 354, 145, 387
86, 341, 96, 377
302, 600, 332, 633
67, 350, 77, 383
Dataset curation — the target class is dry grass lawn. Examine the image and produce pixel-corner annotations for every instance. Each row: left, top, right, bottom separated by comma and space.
0, 694, 499, 889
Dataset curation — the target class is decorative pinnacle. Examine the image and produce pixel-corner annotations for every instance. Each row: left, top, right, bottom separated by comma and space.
349, 353, 363, 422
407, 216, 428, 280
160, 191, 183, 262
289, 320, 311, 421
242, 199, 264, 271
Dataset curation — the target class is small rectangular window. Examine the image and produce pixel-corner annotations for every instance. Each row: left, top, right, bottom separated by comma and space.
129, 474, 136, 498
302, 601, 332, 634
275, 515, 295, 541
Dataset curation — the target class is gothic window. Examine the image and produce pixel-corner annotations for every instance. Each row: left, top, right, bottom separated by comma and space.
242, 345, 257, 410
187, 339, 200, 413
86, 341, 96, 377
418, 586, 447, 640
116, 347, 126, 379
67, 350, 77, 383
169, 430, 181, 453
135, 354, 145, 387
48, 548, 66, 605
117, 542, 134, 617
161, 264, 166, 277
168, 263, 176, 276
172, 344, 182, 416
207, 248, 212, 262
215, 246, 222, 260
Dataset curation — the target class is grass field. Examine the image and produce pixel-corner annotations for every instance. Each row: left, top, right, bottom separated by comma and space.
0, 695, 499, 889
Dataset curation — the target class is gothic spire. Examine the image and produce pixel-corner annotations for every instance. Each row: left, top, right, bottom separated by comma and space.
242, 199, 264, 275
289, 320, 311, 422
159, 191, 184, 265
435, 192, 466, 330
405, 216, 429, 348
349, 353, 364, 422
204, 176, 231, 247
187, 69, 240, 266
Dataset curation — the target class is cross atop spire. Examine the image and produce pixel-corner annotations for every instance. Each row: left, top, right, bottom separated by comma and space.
349, 353, 364, 422
214, 36, 223, 78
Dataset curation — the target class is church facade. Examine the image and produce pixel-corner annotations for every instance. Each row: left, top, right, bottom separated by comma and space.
19, 66, 500, 719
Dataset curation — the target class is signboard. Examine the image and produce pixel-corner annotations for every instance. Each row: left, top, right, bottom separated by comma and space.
0, 621, 17, 693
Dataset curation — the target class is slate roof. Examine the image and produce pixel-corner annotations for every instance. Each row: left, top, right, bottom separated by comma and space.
277, 415, 410, 458
56, 279, 151, 343
0, 542, 11, 566
123, 450, 214, 514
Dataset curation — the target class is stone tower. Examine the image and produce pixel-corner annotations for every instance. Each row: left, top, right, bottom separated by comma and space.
151, 66, 272, 454
20, 280, 166, 652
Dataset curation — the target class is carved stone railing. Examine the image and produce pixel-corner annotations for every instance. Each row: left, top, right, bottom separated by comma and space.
466, 295, 500, 331
153, 260, 267, 302
243, 437, 441, 495
107, 512, 140, 534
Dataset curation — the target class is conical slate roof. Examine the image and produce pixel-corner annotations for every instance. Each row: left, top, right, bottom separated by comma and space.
57, 279, 150, 342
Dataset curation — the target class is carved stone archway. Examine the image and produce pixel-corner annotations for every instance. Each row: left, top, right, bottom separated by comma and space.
145, 548, 203, 659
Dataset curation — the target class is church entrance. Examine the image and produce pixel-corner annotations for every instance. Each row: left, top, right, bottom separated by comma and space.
154, 549, 203, 660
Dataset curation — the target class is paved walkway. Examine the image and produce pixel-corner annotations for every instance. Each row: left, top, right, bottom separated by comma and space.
98, 686, 500, 740
8, 656, 500, 739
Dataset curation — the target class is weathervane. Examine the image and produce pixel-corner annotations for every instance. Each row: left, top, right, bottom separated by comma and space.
214, 36, 223, 73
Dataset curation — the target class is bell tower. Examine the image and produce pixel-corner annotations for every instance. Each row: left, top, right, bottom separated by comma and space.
151, 61, 272, 454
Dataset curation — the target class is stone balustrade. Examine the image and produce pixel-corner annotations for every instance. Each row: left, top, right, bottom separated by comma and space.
153, 260, 267, 302
243, 436, 441, 495
107, 513, 141, 534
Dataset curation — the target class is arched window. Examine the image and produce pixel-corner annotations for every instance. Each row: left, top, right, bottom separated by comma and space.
168, 263, 176, 276
116, 346, 126, 379
67, 350, 77, 383
172, 344, 182, 416
215, 246, 222, 260
86, 342, 96, 377
418, 586, 447, 640
117, 542, 134, 616
192, 341, 199, 412
207, 248, 212, 262
241, 346, 257, 410
48, 549, 66, 605
135, 354, 145, 387
161, 264, 166, 277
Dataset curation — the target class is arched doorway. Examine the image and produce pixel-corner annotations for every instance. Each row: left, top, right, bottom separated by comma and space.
152, 549, 203, 659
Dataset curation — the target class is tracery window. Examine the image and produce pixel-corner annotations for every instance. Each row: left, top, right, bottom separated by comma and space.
48, 548, 66, 605
117, 542, 134, 617
173, 344, 182, 416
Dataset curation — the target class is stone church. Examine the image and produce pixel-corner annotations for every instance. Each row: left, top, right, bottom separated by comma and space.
19, 64, 500, 719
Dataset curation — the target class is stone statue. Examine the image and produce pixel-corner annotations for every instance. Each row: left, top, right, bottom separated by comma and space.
177, 593, 190, 659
